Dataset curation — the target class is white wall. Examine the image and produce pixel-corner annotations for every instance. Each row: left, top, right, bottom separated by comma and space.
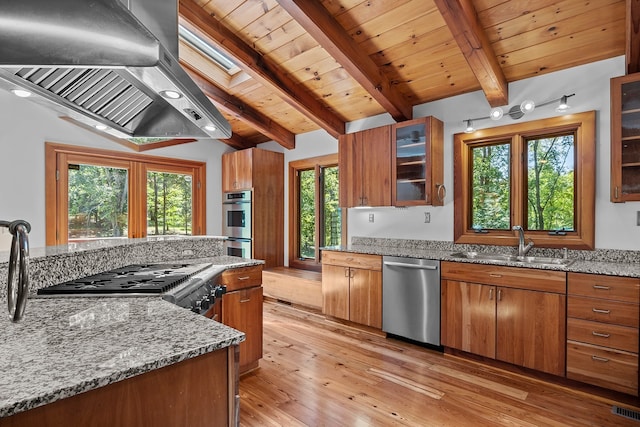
0, 90, 233, 249
281, 56, 639, 251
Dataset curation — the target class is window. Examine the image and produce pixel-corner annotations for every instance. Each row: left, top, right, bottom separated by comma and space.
454, 111, 595, 249
45, 142, 206, 245
289, 154, 342, 271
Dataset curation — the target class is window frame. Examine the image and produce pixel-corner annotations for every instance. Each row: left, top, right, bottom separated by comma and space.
453, 111, 596, 250
288, 154, 341, 272
45, 142, 206, 245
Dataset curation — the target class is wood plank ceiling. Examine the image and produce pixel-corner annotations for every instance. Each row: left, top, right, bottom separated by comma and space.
177, 0, 626, 150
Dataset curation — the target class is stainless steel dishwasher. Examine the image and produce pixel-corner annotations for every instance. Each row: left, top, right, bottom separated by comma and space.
382, 256, 440, 346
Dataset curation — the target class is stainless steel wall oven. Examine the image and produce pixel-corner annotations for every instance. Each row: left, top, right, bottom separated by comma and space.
222, 190, 252, 258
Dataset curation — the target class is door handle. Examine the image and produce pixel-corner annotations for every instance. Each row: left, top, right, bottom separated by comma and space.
383, 261, 438, 270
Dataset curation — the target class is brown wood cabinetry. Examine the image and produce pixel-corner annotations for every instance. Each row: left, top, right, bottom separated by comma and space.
0, 347, 237, 427
611, 73, 640, 202
321, 251, 382, 328
566, 272, 640, 395
221, 148, 284, 268
339, 126, 392, 208
392, 116, 444, 206
222, 148, 253, 192
441, 262, 566, 376
221, 265, 264, 374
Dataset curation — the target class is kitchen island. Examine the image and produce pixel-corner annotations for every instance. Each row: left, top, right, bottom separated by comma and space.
0, 237, 262, 425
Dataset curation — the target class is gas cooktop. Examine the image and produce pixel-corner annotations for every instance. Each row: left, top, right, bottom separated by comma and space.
37, 263, 212, 295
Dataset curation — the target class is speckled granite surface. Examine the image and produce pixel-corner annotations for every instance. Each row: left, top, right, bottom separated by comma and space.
0, 237, 264, 419
0, 297, 244, 418
0, 236, 227, 298
325, 237, 640, 278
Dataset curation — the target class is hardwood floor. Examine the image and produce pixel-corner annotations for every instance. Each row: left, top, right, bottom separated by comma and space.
239, 300, 640, 426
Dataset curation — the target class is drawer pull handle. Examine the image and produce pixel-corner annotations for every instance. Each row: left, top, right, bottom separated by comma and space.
592, 331, 611, 338
591, 355, 609, 363
592, 308, 611, 314
489, 273, 502, 278
240, 297, 251, 303
593, 285, 610, 290
238, 276, 251, 281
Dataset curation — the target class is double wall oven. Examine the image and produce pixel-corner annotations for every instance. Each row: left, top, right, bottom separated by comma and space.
222, 190, 252, 258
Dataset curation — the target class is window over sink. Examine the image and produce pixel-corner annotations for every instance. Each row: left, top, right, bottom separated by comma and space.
454, 111, 595, 250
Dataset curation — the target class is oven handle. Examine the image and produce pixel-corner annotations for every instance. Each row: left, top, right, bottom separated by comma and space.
383, 261, 438, 270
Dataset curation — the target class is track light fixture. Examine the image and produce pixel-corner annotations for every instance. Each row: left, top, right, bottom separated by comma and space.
462, 93, 575, 133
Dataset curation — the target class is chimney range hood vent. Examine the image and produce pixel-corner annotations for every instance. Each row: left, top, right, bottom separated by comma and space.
0, 0, 231, 140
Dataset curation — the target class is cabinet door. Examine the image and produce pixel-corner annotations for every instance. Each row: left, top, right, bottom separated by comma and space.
361, 126, 391, 207
222, 149, 253, 192
611, 74, 640, 202
338, 127, 391, 207
392, 117, 444, 206
223, 286, 263, 373
349, 268, 382, 328
322, 264, 350, 320
496, 288, 566, 376
441, 280, 496, 358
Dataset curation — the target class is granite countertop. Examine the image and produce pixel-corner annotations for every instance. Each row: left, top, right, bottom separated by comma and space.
0, 253, 264, 419
323, 244, 640, 278
0, 297, 244, 419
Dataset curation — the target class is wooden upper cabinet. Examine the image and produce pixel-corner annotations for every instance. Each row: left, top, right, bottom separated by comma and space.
339, 126, 391, 208
611, 73, 640, 202
222, 149, 253, 192
392, 117, 444, 206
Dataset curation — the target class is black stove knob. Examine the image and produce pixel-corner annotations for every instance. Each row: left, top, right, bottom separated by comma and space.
200, 296, 210, 311
215, 285, 226, 298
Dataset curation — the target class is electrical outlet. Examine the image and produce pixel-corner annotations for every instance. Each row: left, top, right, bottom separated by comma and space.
637, 211, 640, 226
182, 249, 194, 256
368, 213, 375, 223
424, 212, 431, 223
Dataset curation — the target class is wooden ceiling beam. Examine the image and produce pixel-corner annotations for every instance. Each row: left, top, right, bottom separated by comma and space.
276, 0, 413, 122
185, 65, 296, 150
627, 0, 640, 74
433, 0, 508, 107
179, 0, 345, 138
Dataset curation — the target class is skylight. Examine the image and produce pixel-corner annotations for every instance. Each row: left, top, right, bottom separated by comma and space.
179, 25, 241, 76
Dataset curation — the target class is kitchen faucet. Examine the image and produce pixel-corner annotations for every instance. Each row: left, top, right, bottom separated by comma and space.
512, 225, 534, 256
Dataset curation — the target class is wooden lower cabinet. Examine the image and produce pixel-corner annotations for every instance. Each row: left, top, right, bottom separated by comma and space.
441, 280, 495, 358
321, 251, 382, 329
222, 265, 264, 374
441, 262, 566, 377
496, 287, 565, 375
0, 347, 237, 427
566, 272, 640, 395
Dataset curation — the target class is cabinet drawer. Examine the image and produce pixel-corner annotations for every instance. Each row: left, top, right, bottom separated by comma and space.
322, 251, 382, 271
440, 261, 565, 293
567, 317, 639, 353
568, 272, 640, 303
567, 341, 638, 395
568, 296, 639, 327
222, 265, 263, 292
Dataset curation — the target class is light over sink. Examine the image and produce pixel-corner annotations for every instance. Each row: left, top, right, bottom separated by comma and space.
449, 251, 574, 267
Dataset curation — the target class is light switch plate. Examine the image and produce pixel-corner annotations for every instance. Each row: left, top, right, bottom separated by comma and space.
424, 212, 431, 223
368, 213, 374, 223
637, 211, 640, 226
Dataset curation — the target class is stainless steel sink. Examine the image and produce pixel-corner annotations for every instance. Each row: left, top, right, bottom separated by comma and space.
449, 251, 574, 267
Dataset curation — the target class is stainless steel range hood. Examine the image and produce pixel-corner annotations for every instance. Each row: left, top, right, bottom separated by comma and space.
0, 0, 231, 140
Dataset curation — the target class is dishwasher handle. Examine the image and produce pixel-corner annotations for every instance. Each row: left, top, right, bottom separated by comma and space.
383, 261, 438, 270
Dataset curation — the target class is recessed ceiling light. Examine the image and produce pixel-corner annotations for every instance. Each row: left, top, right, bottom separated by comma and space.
95, 124, 109, 131
203, 124, 216, 132
11, 89, 31, 98
160, 90, 182, 99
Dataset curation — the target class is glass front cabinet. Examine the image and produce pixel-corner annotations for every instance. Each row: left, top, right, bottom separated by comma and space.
392, 116, 444, 206
611, 73, 640, 202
